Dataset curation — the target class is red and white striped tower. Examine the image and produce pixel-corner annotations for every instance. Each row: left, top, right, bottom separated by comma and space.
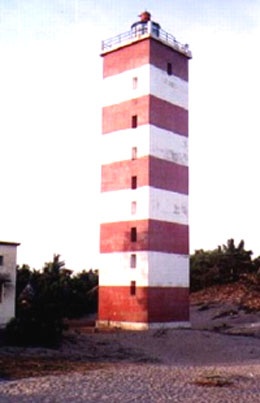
98, 12, 192, 330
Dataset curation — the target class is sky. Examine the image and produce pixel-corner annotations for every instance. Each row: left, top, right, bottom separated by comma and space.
1, 0, 260, 270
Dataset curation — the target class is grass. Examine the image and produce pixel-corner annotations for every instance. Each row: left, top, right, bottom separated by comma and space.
0, 356, 105, 380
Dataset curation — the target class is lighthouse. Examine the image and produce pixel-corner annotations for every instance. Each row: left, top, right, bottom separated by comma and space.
98, 12, 192, 329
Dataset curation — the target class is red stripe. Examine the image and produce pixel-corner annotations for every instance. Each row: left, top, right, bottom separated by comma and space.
150, 96, 188, 136
102, 95, 149, 133
100, 219, 189, 254
101, 157, 148, 192
103, 38, 189, 81
149, 157, 188, 194
101, 156, 188, 194
102, 95, 188, 136
103, 39, 150, 78
98, 286, 189, 323
150, 39, 189, 81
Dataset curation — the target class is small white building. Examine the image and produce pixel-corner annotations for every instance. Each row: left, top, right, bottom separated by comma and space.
0, 241, 20, 327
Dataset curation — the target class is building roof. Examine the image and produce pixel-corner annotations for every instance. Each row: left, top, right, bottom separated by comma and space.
0, 241, 20, 246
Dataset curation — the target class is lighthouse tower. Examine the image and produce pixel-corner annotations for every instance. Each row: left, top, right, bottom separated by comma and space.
98, 12, 192, 329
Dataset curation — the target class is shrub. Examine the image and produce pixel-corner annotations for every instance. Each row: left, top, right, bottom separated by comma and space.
4, 316, 63, 348
4, 257, 99, 347
190, 239, 255, 291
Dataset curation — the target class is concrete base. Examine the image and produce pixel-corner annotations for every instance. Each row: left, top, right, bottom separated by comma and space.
96, 320, 191, 331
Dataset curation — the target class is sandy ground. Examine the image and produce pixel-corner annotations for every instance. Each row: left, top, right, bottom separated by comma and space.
0, 302, 259, 402
1, 302, 260, 367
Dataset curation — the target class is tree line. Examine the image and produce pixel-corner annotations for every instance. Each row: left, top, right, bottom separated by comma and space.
190, 238, 260, 291
4, 239, 260, 347
5, 254, 98, 347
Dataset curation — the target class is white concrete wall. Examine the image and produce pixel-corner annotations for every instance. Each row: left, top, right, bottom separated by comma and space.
100, 187, 188, 225
100, 187, 149, 223
0, 244, 18, 327
148, 252, 189, 287
150, 66, 188, 110
100, 125, 150, 165
101, 125, 188, 167
99, 251, 149, 286
99, 251, 189, 287
150, 125, 188, 166
102, 64, 188, 110
102, 64, 150, 106
150, 188, 188, 224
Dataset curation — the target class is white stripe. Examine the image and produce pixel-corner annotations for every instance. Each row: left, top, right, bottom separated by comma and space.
102, 64, 188, 110
101, 125, 150, 165
99, 251, 189, 287
150, 125, 188, 166
101, 125, 188, 166
150, 66, 188, 110
148, 252, 189, 287
97, 321, 190, 330
102, 64, 150, 106
100, 187, 188, 225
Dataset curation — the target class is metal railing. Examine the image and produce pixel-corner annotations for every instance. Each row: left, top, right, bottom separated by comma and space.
101, 29, 135, 52
101, 24, 192, 58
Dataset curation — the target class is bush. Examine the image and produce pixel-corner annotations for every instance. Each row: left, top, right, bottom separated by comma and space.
190, 239, 256, 292
4, 256, 98, 348
5, 292, 65, 347
4, 316, 64, 348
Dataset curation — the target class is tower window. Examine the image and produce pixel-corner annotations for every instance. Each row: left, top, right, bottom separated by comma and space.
131, 201, 137, 215
132, 147, 137, 160
167, 62, 172, 76
131, 176, 137, 189
132, 115, 138, 128
132, 77, 138, 89
0, 284, 3, 303
0, 256, 3, 266
131, 227, 137, 242
130, 254, 137, 268
130, 281, 136, 295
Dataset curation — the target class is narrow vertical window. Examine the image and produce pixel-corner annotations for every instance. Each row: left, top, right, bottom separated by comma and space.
130, 254, 137, 268
131, 176, 137, 189
0, 284, 3, 303
167, 62, 172, 76
132, 115, 138, 128
0, 256, 3, 266
132, 147, 137, 160
132, 77, 138, 89
131, 227, 137, 242
131, 201, 137, 215
130, 281, 136, 295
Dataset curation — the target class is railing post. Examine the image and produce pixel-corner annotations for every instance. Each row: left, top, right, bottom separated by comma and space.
147, 20, 152, 35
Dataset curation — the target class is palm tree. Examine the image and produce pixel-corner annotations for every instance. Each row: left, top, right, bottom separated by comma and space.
219, 239, 252, 281
43, 254, 65, 275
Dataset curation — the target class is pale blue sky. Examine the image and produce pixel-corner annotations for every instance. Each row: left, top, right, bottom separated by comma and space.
1, 1, 260, 270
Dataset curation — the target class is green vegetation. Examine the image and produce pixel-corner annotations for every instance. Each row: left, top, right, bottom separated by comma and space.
190, 239, 260, 292
4, 239, 259, 347
4, 255, 98, 347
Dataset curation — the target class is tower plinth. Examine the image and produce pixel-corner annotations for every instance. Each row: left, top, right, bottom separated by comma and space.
98, 12, 192, 330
